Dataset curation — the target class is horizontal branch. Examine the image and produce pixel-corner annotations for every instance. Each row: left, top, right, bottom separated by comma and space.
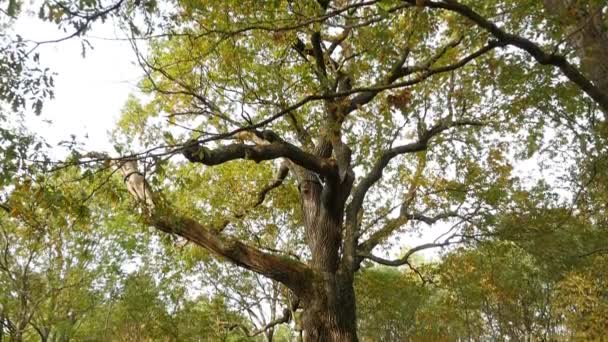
358, 211, 460, 253
183, 134, 335, 177
358, 239, 461, 267
406, 0, 608, 112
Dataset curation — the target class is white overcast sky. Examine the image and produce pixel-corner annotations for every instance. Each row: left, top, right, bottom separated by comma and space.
17, 17, 142, 156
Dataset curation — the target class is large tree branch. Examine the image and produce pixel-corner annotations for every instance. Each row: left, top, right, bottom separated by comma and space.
404, 0, 608, 112
152, 214, 311, 294
91, 156, 314, 295
545, 2, 608, 92
183, 132, 336, 178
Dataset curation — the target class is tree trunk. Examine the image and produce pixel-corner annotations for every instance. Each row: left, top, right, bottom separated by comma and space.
10, 331, 23, 342
300, 272, 358, 342
298, 173, 358, 341
120, 131, 361, 340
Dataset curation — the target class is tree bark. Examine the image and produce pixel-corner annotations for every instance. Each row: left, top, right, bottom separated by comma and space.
298, 163, 358, 341
300, 272, 357, 342
11, 331, 23, 342
116, 125, 362, 340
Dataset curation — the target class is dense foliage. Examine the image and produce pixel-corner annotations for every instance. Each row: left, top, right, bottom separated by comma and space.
1, 0, 607, 340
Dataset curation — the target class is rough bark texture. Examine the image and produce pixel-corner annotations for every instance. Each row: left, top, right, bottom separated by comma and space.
118, 153, 360, 340
297, 146, 358, 340
300, 272, 357, 341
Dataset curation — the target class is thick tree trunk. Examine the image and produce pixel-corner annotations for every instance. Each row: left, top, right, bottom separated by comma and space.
300, 272, 358, 342
298, 172, 358, 341
10, 331, 23, 342
119, 135, 361, 340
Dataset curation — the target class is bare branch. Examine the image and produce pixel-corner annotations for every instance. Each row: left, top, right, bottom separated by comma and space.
341, 120, 482, 271
358, 211, 460, 253
25, 0, 125, 52
347, 120, 482, 227
358, 238, 462, 267
254, 163, 290, 207
230, 307, 293, 337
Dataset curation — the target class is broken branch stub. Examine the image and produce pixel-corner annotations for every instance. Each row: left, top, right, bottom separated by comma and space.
118, 159, 155, 209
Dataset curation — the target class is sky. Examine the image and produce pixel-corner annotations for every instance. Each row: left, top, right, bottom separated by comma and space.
16, 16, 142, 156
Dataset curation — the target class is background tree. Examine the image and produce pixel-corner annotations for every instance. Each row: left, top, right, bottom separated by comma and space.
354, 265, 431, 341
0, 169, 127, 341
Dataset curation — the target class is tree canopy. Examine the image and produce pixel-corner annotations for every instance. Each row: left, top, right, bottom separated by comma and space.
1, 0, 607, 341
